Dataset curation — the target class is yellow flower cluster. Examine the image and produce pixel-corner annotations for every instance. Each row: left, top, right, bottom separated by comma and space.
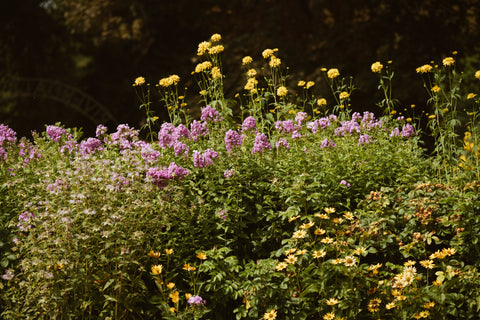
210, 33, 221, 42
429, 247, 456, 259
247, 68, 257, 78
133, 76, 145, 86
416, 64, 433, 73
183, 263, 196, 271
208, 45, 224, 55
327, 68, 340, 79
148, 250, 161, 258
196, 252, 207, 260
306, 81, 315, 89
367, 298, 381, 313
169, 291, 180, 303
262, 48, 278, 59
211, 66, 222, 79
151, 264, 163, 275
269, 57, 281, 68
242, 56, 253, 65
158, 75, 180, 87
371, 61, 383, 73
442, 56, 455, 67
197, 41, 211, 56
431, 85, 441, 93
277, 86, 288, 97
317, 98, 327, 106
244, 77, 258, 91
195, 61, 213, 73
339, 91, 350, 100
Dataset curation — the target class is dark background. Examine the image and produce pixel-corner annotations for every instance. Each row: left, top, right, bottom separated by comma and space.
2, 0, 480, 139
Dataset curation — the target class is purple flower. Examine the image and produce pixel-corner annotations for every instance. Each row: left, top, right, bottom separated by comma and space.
242, 116, 257, 132
193, 148, 219, 168
46, 125, 69, 142
147, 162, 189, 188
0, 124, 17, 146
275, 138, 290, 149
401, 124, 416, 138
275, 120, 296, 134
46, 179, 70, 193
340, 180, 351, 187
110, 124, 139, 149
390, 127, 400, 137
139, 142, 162, 163
217, 210, 227, 220
1, 269, 14, 281
251, 132, 272, 154
201, 105, 223, 122
188, 295, 206, 306
96, 124, 108, 137
17, 211, 35, 231
224, 169, 235, 178
190, 120, 209, 141
358, 134, 371, 146
320, 138, 336, 148
79, 137, 103, 156
224, 129, 244, 152
295, 111, 308, 125
173, 124, 190, 140
173, 141, 190, 157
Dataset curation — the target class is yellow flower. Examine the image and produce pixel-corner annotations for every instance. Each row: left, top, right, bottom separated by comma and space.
428, 114, 436, 119
406, 117, 412, 122
390, 110, 397, 115
244, 77, 258, 91
277, 86, 288, 97
327, 68, 340, 79
285, 248, 297, 255
306, 81, 315, 89
443, 57, 455, 66
325, 298, 339, 305
371, 61, 383, 73
166, 282, 175, 289
323, 312, 335, 320
247, 68, 257, 78
314, 228, 326, 235
288, 109, 296, 115
169, 290, 180, 303
431, 85, 441, 93
199, 90, 207, 95
353, 247, 367, 255
324, 207, 336, 214
321, 237, 334, 244
275, 262, 288, 271
208, 45, 224, 55
288, 215, 301, 222
284, 254, 298, 264
299, 221, 315, 229
134, 76, 145, 86
165, 248, 174, 255
183, 263, 196, 271
475, 70, 480, 80
467, 93, 477, 100
242, 56, 253, 65
313, 249, 326, 258
423, 301, 435, 309
296, 249, 307, 255
321, 67, 327, 72
420, 259, 435, 269
339, 92, 350, 100
416, 64, 433, 73
269, 57, 281, 68
185, 293, 192, 300
169, 75, 180, 85
343, 255, 357, 267
211, 66, 222, 79
151, 264, 163, 275
148, 250, 161, 258
386, 302, 396, 310
210, 33, 222, 42
292, 229, 307, 239
262, 48, 277, 59
442, 247, 456, 256
263, 309, 277, 320
367, 298, 381, 312
196, 252, 207, 260
159, 77, 173, 87
343, 212, 354, 220
315, 213, 330, 219
197, 41, 211, 55
404, 260, 416, 266
317, 98, 327, 106
297, 80, 306, 87
195, 61, 213, 73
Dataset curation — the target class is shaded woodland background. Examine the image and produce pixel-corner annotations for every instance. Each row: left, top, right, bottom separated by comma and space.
2, 0, 480, 138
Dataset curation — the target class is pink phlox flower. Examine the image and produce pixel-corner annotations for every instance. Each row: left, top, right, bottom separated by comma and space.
242, 116, 257, 132
251, 132, 272, 154
320, 138, 336, 148
79, 137, 103, 156
275, 138, 290, 149
401, 124, 416, 138
224, 129, 244, 152
201, 105, 223, 122
190, 120, 209, 141
358, 134, 371, 146
193, 148, 219, 168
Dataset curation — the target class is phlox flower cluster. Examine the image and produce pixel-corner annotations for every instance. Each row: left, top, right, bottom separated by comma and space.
224, 129, 244, 152
200, 105, 223, 122
252, 132, 272, 154
334, 112, 383, 136
307, 115, 337, 133
358, 134, 371, 146
320, 138, 336, 148
187, 295, 206, 306
158, 123, 191, 156
242, 116, 257, 132
275, 138, 290, 149
224, 169, 235, 178
18, 139, 42, 164
46, 125, 71, 143
0, 124, 17, 160
109, 124, 140, 150
17, 211, 35, 231
137, 141, 162, 164
79, 137, 103, 156
190, 120, 209, 141
147, 162, 189, 188
193, 148, 219, 168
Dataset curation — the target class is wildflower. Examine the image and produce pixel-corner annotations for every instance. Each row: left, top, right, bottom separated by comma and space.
262, 48, 277, 59
467, 93, 476, 99
211, 66, 222, 79
292, 229, 307, 239
193, 148, 219, 168
475, 70, 480, 80
326, 298, 339, 305
339, 91, 350, 100
367, 263, 382, 275
197, 41, 211, 55
277, 86, 288, 96
148, 251, 161, 258
183, 263, 196, 271
442, 247, 456, 256
46, 125, 68, 143
251, 132, 272, 154
195, 61, 213, 73
275, 138, 290, 149
167, 282, 175, 289
340, 180, 351, 187
151, 264, 163, 275
169, 291, 180, 303
314, 228, 326, 235
210, 33, 221, 42
358, 134, 371, 146
353, 247, 367, 255
217, 209, 227, 220
285, 248, 297, 255
298, 80, 306, 87
224, 169, 235, 178
296, 249, 307, 255
343, 255, 357, 267
285, 254, 298, 264
386, 302, 396, 310
371, 61, 383, 73
299, 221, 315, 229
404, 260, 416, 266
133, 76, 145, 86
263, 309, 277, 320
324, 207, 335, 214
317, 98, 327, 106
343, 212, 354, 220
443, 57, 455, 66
420, 260, 435, 269
288, 215, 301, 222
367, 298, 381, 312
225, 129, 244, 152
423, 301, 435, 309
242, 56, 253, 65
428, 114, 436, 119
431, 85, 441, 93
196, 252, 207, 260
201, 105, 222, 122
188, 295, 206, 305
316, 213, 330, 219
247, 68, 257, 77
327, 68, 340, 79
185, 293, 192, 300
208, 45, 224, 55
165, 248, 174, 255
169, 307, 175, 313
244, 77, 258, 91
313, 250, 326, 258
306, 81, 315, 89
276, 262, 288, 271
269, 57, 282, 68
416, 64, 433, 73
1, 269, 14, 280
321, 237, 334, 244
323, 312, 335, 320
